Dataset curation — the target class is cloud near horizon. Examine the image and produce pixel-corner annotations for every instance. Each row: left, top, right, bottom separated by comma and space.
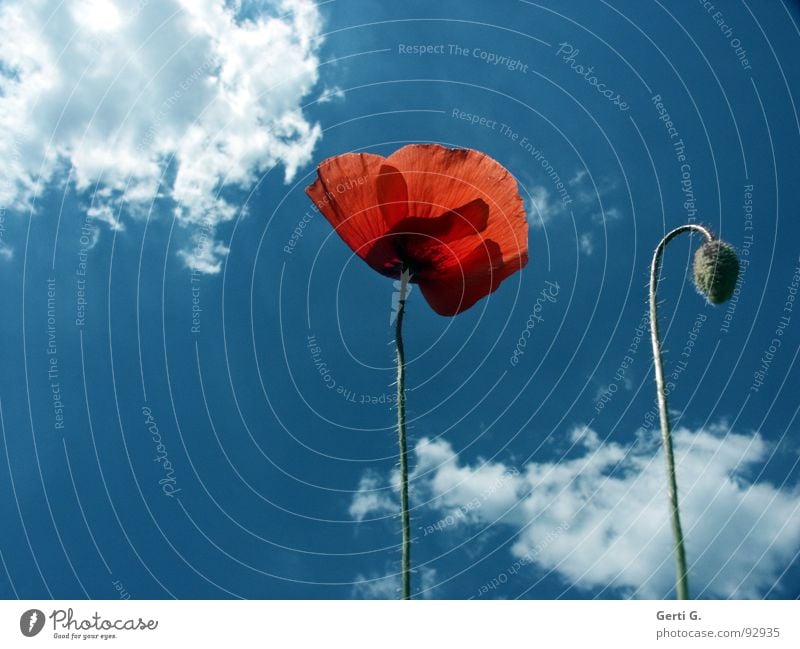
352, 566, 438, 599
350, 424, 800, 598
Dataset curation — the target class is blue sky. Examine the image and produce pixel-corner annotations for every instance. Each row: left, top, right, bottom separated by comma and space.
0, 0, 799, 600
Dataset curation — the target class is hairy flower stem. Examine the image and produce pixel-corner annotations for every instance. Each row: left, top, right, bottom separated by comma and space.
395, 268, 412, 600
649, 224, 713, 601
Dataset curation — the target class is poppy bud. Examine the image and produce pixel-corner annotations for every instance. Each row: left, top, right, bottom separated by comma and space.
693, 240, 740, 304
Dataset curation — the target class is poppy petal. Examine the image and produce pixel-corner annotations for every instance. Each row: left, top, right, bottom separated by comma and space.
399, 198, 490, 266
364, 198, 490, 278
305, 152, 393, 261
438, 198, 490, 241
416, 240, 526, 316
376, 164, 408, 226
306, 145, 529, 316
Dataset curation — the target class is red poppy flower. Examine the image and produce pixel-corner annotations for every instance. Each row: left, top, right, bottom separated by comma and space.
305, 144, 528, 315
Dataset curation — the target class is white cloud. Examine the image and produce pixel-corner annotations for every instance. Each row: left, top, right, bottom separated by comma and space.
579, 233, 594, 256
178, 229, 230, 274
569, 169, 588, 186
568, 424, 601, 450
525, 186, 563, 229
0, 0, 324, 270
350, 439, 528, 526
571, 170, 618, 204
349, 470, 398, 522
0, 208, 11, 259
511, 424, 800, 598
316, 85, 345, 104
86, 203, 125, 232
412, 437, 527, 524
591, 206, 623, 224
352, 566, 438, 599
569, 169, 624, 224
351, 425, 800, 598
525, 171, 624, 231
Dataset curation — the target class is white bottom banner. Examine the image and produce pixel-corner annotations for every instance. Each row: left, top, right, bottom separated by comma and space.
1, 600, 797, 648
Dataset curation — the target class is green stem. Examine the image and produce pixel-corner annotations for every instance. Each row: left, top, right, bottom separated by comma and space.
649, 223, 713, 601
395, 268, 411, 600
